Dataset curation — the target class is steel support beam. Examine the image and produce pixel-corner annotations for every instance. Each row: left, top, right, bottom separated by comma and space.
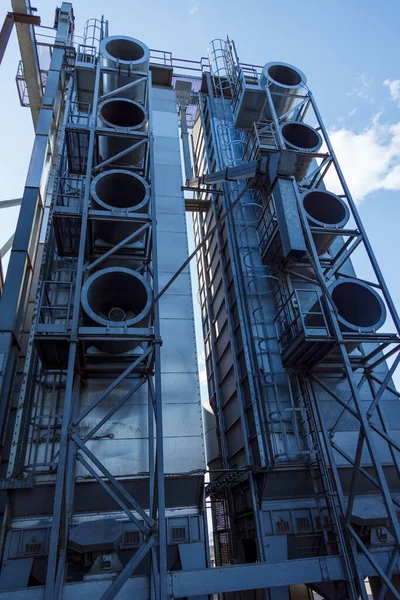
0, 0, 73, 457
0, 11, 40, 66
0, 234, 14, 259
0, 14, 14, 65
188, 157, 267, 188
0, 553, 399, 599
0, 198, 22, 209
11, 0, 43, 126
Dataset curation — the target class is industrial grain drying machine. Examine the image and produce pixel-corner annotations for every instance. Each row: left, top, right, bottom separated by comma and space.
0, 4, 400, 599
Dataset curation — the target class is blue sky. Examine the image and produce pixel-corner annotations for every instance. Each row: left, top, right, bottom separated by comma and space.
1, 0, 400, 394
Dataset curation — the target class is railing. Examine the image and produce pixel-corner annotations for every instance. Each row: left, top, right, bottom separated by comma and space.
231, 63, 259, 116
257, 194, 278, 256
23, 371, 66, 475
16, 60, 47, 108
68, 100, 91, 124
39, 280, 73, 330
275, 289, 330, 352
82, 17, 106, 50
54, 175, 84, 209
243, 121, 278, 162
76, 43, 97, 65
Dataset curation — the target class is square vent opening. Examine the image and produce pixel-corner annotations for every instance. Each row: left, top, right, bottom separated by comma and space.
124, 530, 141, 547
24, 542, 42, 555
171, 526, 187, 542
275, 520, 290, 534
296, 517, 311, 532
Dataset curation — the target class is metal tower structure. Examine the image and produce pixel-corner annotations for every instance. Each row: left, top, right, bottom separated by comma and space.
191, 39, 400, 600
0, 4, 207, 599
1, 4, 400, 600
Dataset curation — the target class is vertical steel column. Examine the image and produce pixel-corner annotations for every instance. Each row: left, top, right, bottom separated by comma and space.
0, 0, 73, 459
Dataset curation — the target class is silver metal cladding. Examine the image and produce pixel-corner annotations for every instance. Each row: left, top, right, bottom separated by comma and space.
81, 266, 152, 353
98, 98, 148, 166
100, 35, 150, 101
260, 61, 307, 120
302, 190, 350, 255
329, 278, 387, 333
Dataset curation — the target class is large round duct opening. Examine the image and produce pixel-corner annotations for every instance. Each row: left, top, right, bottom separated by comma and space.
99, 36, 149, 102
303, 190, 350, 228
281, 122, 322, 152
261, 62, 307, 122
91, 170, 150, 212
81, 267, 152, 329
330, 279, 386, 333
105, 39, 145, 62
99, 99, 147, 130
267, 63, 303, 87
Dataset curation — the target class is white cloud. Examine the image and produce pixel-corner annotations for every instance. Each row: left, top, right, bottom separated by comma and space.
347, 73, 372, 100
384, 79, 400, 106
189, 5, 198, 14
325, 116, 400, 203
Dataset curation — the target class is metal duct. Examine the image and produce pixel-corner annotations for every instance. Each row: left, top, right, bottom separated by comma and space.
98, 98, 148, 166
91, 169, 150, 244
69, 519, 122, 553
260, 61, 306, 120
280, 122, 322, 181
81, 266, 152, 353
302, 190, 350, 255
100, 35, 150, 100
329, 278, 386, 333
